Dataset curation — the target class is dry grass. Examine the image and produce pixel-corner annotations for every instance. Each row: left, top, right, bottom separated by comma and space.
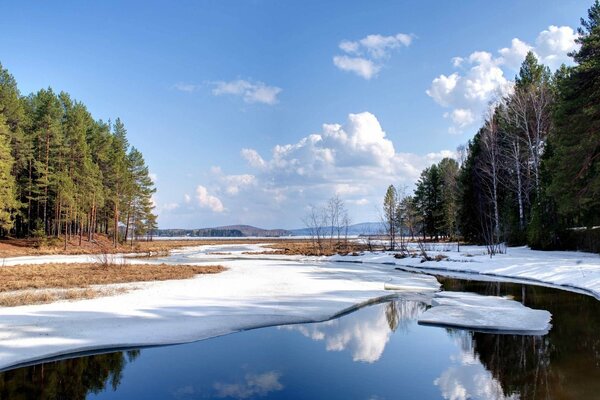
252, 240, 369, 256
0, 235, 324, 258
0, 263, 225, 292
0, 263, 225, 307
0, 287, 130, 307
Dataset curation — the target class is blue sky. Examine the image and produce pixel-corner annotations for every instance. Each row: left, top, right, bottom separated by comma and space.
0, 0, 589, 228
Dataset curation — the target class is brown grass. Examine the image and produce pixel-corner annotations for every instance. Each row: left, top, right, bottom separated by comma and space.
0, 263, 225, 307
0, 288, 130, 307
252, 240, 369, 256
0, 235, 335, 258
0, 263, 225, 292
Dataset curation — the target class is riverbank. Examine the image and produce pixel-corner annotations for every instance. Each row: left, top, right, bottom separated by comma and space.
0, 236, 355, 258
332, 244, 600, 299
0, 245, 439, 372
0, 242, 596, 372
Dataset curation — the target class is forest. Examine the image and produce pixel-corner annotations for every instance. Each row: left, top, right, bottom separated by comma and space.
385, 3, 600, 253
0, 63, 156, 247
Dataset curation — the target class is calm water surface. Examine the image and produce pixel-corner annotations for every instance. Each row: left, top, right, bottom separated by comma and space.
0, 277, 599, 400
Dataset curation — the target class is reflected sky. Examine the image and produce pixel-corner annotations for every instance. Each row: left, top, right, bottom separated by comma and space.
2, 278, 599, 400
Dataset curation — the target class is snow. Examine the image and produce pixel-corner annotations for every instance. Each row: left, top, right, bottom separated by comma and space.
384, 275, 441, 292
0, 243, 581, 370
332, 245, 600, 299
418, 292, 552, 334
0, 246, 439, 371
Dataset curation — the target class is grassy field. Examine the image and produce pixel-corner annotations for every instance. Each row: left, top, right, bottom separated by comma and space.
0, 263, 225, 307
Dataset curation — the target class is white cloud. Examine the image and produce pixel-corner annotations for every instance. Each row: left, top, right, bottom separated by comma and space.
351, 198, 369, 206
334, 32, 413, 79
183, 194, 191, 204
164, 112, 453, 227
241, 148, 266, 169
173, 83, 200, 93
212, 79, 281, 105
340, 33, 413, 59
429, 25, 579, 134
535, 25, 579, 69
445, 108, 475, 132
498, 38, 533, 70
196, 185, 224, 212
333, 56, 380, 80
149, 172, 158, 183
223, 174, 256, 195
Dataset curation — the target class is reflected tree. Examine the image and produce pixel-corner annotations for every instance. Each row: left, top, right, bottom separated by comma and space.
438, 276, 600, 399
0, 350, 139, 400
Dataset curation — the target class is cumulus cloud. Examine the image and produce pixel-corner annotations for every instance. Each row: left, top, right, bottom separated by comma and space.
216, 172, 256, 195
333, 55, 380, 80
428, 25, 579, 133
333, 33, 413, 79
534, 25, 579, 68
241, 148, 266, 169
211, 79, 281, 105
162, 112, 454, 227
196, 185, 224, 212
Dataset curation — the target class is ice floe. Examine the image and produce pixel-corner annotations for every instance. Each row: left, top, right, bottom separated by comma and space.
418, 291, 551, 334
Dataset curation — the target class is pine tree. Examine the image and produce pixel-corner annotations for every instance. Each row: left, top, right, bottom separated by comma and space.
0, 116, 19, 233
548, 0, 600, 226
383, 185, 398, 250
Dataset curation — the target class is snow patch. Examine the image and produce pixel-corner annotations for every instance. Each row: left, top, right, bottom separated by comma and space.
419, 292, 551, 334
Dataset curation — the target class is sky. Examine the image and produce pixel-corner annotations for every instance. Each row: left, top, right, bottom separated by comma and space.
0, 0, 590, 229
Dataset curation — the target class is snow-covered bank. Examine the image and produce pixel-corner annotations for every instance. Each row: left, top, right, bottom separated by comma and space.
0, 251, 439, 372
332, 245, 600, 299
419, 292, 552, 334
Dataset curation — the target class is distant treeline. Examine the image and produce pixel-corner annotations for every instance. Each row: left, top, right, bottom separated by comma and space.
384, 2, 600, 253
156, 229, 245, 237
0, 63, 156, 246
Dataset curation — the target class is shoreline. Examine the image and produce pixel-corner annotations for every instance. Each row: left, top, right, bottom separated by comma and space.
0, 243, 598, 372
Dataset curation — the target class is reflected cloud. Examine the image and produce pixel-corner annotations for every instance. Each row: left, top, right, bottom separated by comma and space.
283, 300, 425, 363
435, 333, 519, 400
213, 371, 284, 399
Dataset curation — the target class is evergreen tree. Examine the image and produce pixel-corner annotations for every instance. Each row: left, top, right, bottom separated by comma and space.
0, 116, 18, 232
547, 0, 600, 227
383, 185, 398, 250
0, 62, 156, 243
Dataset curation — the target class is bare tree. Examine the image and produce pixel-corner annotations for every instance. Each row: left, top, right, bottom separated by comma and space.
302, 205, 326, 254
342, 209, 351, 251
476, 108, 503, 253
326, 195, 344, 246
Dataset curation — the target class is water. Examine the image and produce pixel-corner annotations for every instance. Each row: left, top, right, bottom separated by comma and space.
0, 277, 598, 400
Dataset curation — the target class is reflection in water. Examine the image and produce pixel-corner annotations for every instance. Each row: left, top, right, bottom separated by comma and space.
282, 300, 426, 363
440, 277, 600, 400
0, 350, 139, 400
213, 371, 284, 399
0, 278, 599, 399
435, 332, 519, 400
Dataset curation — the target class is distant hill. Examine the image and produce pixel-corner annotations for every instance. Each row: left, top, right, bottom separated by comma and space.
156, 222, 382, 237
155, 225, 290, 237
288, 222, 382, 236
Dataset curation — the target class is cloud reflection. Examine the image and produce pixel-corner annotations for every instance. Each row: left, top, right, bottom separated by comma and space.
283, 300, 425, 363
435, 333, 519, 400
213, 371, 284, 399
